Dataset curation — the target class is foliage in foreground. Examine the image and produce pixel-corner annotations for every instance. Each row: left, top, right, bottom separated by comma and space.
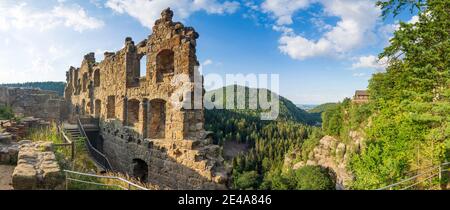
349, 0, 450, 189
0, 105, 14, 120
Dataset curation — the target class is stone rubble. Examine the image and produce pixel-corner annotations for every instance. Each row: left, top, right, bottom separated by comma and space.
12, 141, 63, 190
0, 117, 50, 140
0, 87, 66, 121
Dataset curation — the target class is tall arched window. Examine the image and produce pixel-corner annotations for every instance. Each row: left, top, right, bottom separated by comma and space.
82, 73, 88, 92
156, 49, 174, 83
94, 69, 100, 87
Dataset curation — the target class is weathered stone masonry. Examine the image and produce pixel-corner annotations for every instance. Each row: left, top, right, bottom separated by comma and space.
64, 8, 228, 189
0, 87, 65, 121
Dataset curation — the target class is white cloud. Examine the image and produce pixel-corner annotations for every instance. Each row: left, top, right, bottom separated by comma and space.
408, 15, 419, 24
203, 59, 213, 66
0, 2, 105, 84
352, 55, 387, 71
265, 0, 381, 60
352, 72, 367, 77
0, 3, 104, 32
52, 5, 104, 32
261, 0, 310, 25
105, 0, 240, 29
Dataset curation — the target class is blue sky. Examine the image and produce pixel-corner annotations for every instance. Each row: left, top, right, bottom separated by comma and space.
0, 0, 417, 104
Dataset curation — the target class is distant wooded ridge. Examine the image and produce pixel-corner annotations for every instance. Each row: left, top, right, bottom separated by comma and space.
0, 82, 66, 96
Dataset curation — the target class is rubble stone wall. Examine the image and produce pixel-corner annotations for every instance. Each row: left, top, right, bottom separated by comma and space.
64, 8, 228, 190
0, 87, 65, 121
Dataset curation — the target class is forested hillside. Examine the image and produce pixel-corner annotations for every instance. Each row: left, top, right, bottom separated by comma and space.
205, 85, 332, 189
0, 82, 66, 96
317, 0, 450, 189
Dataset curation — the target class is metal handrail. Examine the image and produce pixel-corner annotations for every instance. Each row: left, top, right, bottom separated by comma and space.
76, 117, 113, 171
378, 162, 450, 190
64, 170, 149, 190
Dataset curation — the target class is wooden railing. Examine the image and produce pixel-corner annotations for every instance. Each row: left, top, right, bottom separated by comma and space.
55, 123, 75, 161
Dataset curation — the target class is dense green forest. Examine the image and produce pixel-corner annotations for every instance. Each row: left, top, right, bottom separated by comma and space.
308, 103, 338, 114
320, 0, 450, 189
205, 85, 333, 189
0, 82, 66, 96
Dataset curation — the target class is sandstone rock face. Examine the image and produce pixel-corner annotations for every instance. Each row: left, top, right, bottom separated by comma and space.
64, 8, 228, 190
0, 87, 65, 121
288, 135, 359, 190
12, 141, 63, 190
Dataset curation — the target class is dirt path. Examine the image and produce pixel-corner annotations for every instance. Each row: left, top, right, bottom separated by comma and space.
0, 165, 14, 190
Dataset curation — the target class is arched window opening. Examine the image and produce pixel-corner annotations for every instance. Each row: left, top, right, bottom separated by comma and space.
132, 159, 148, 183
140, 55, 147, 78
156, 50, 174, 83
82, 73, 88, 92
94, 69, 100, 87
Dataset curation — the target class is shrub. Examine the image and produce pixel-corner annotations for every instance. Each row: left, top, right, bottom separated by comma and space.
294, 166, 335, 190
0, 105, 14, 120
234, 170, 260, 190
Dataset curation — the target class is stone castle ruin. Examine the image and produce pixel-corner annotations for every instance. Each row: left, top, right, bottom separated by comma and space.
64, 8, 228, 190
0, 87, 65, 121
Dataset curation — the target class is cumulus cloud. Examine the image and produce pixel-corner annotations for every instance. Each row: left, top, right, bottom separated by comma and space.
52, 5, 104, 32
352, 55, 387, 71
261, 0, 310, 25
261, 0, 383, 60
273, 0, 381, 60
0, 3, 104, 32
105, 0, 240, 29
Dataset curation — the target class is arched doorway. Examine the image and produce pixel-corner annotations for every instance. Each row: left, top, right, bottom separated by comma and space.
148, 99, 166, 139
132, 159, 148, 183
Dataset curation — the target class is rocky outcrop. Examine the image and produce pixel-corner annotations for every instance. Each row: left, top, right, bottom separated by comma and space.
287, 133, 364, 190
12, 141, 63, 190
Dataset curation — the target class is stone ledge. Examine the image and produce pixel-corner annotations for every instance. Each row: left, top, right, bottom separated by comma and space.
12, 141, 63, 190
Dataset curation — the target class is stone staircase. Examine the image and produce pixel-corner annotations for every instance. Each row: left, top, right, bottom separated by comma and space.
64, 125, 83, 141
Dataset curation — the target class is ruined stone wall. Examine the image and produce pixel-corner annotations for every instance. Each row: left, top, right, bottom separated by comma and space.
64, 8, 228, 190
0, 87, 65, 121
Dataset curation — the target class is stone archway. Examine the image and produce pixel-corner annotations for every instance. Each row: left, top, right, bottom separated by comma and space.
132, 159, 148, 183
